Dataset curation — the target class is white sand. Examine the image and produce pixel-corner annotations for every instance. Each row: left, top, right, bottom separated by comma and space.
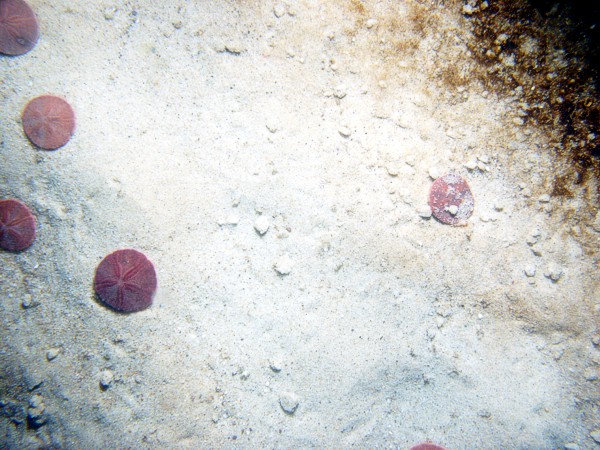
1, 0, 599, 448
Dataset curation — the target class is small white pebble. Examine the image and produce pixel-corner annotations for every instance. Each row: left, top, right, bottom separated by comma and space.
462, 4, 476, 14
446, 129, 461, 139
446, 204, 459, 215
583, 367, 599, 381
29, 394, 43, 410
538, 194, 551, 203
46, 348, 61, 361
270, 361, 282, 373
416, 205, 432, 219
100, 370, 114, 389
254, 216, 270, 235
526, 229, 541, 245
273, 3, 286, 17
428, 167, 441, 180
524, 265, 536, 277
427, 328, 437, 340
27, 394, 46, 427
543, 263, 563, 282
493, 202, 505, 212
465, 160, 478, 170
225, 41, 245, 54
398, 188, 412, 205
103, 6, 117, 20
366, 18, 377, 28
217, 214, 239, 226
274, 255, 294, 275
338, 126, 352, 137
386, 165, 399, 176
279, 392, 299, 414
477, 154, 490, 164
333, 85, 347, 99
22, 295, 34, 309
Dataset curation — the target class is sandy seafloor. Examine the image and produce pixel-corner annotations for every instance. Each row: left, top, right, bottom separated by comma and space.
1, 0, 600, 448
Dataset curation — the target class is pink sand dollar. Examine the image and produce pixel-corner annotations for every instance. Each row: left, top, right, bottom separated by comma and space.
22, 95, 76, 150
428, 173, 474, 226
0, 0, 39, 56
410, 444, 449, 450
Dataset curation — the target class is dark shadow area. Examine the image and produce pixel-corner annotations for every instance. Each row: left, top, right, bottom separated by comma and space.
466, 0, 600, 194
528, 0, 600, 75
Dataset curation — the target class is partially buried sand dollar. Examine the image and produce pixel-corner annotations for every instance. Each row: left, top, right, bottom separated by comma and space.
94, 249, 157, 313
0, 0, 39, 55
0, 198, 36, 251
409, 444, 448, 450
428, 173, 474, 226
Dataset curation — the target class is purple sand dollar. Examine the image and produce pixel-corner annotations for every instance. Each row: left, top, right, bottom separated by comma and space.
0, 198, 36, 251
94, 249, 157, 313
